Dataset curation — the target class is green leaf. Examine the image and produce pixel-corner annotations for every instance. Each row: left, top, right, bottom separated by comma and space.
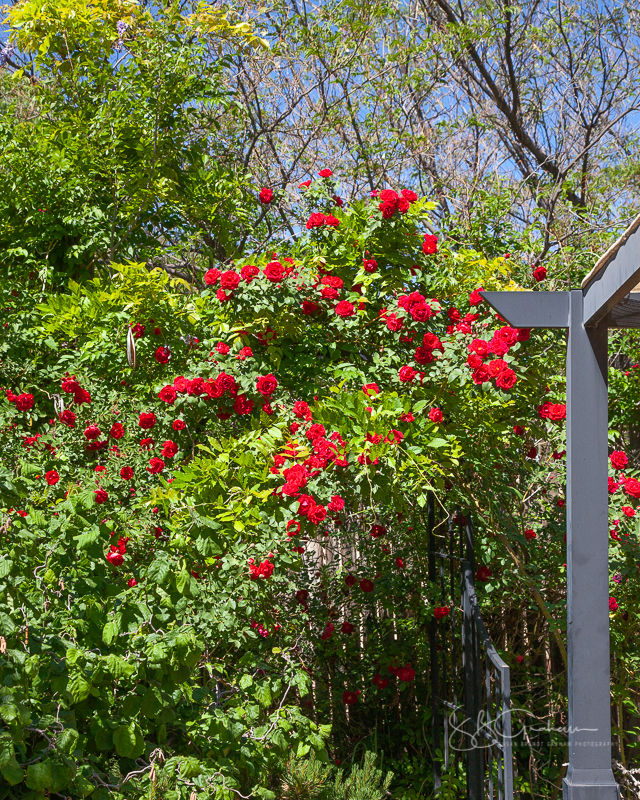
147, 557, 171, 584
68, 672, 92, 702
0, 559, 12, 579
57, 728, 79, 755
1, 756, 23, 786
26, 760, 54, 791
0, 612, 16, 635
255, 682, 272, 707
113, 722, 144, 759
105, 654, 135, 679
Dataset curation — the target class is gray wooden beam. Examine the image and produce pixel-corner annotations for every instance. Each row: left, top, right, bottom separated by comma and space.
583, 223, 640, 325
480, 291, 569, 328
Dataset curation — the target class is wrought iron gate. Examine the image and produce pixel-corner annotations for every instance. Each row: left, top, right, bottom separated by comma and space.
427, 497, 514, 799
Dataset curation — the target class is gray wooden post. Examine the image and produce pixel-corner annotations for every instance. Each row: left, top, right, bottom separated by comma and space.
564, 290, 619, 798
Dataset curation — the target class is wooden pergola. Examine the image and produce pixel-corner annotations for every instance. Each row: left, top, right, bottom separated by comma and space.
482, 217, 640, 800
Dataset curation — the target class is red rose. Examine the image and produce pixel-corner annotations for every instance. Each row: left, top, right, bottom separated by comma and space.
263, 261, 285, 282
434, 606, 450, 619
45, 470, 59, 485
398, 365, 416, 382
249, 557, 274, 579
495, 326, 518, 346
302, 300, 320, 315
161, 440, 178, 458
476, 566, 492, 581
401, 188, 417, 202
321, 622, 335, 640
147, 457, 165, 474
345, 574, 357, 587
428, 407, 443, 423
360, 578, 375, 592
233, 394, 254, 415
282, 464, 309, 492
110, 423, 124, 439
624, 478, 640, 498
306, 212, 326, 229
547, 403, 566, 421
622, 505, 636, 517
61, 376, 81, 394
609, 597, 618, 612
325, 211, 339, 225
158, 385, 177, 404
342, 690, 359, 705
120, 466, 134, 480
220, 270, 240, 291
139, 412, 156, 429
397, 665, 415, 682
84, 424, 101, 440
187, 377, 205, 396
259, 187, 273, 204
469, 287, 484, 306
488, 359, 507, 377
379, 200, 397, 219
489, 336, 509, 357
106, 551, 123, 566
335, 301, 355, 317
395, 557, 405, 569
256, 374, 278, 397
373, 675, 389, 689
318, 168, 333, 177
341, 621, 354, 634
127, 578, 137, 587
299, 179, 311, 189
517, 328, 531, 341
217, 373, 237, 395
472, 365, 490, 384
286, 520, 301, 537
524, 529, 536, 541
363, 258, 378, 272
204, 268, 221, 285
308, 505, 327, 524
415, 345, 434, 364
141, 436, 154, 448
610, 451, 628, 470
422, 234, 438, 254
297, 494, 317, 517
59, 410, 76, 428
469, 338, 489, 357
467, 353, 483, 369
173, 419, 186, 431
496, 368, 517, 390
533, 266, 547, 282
328, 495, 345, 511
513, 425, 525, 436
370, 524, 386, 539
174, 375, 189, 393
306, 423, 326, 441
293, 401, 311, 419
154, 346, 170, 364
94, 489, 108, 505
241, 265, 259, 283
15, 393, 34, 411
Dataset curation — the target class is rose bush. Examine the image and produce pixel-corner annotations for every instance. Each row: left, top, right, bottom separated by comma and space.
1, 171, 640, 798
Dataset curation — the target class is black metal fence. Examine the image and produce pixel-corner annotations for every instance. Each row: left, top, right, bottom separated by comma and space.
427, 497, 513, 799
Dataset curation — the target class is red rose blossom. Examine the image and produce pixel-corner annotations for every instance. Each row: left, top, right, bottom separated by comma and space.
45, 469, 59, 485
110, 423, 125, 439
84, 424, 101, 440
120, 466, 134, 480
59, 410, 76, 427
158, 385, 177, 404
318, 168, 333, 177
204, 268, 221, 285
335, 300, 355, 317
398, 365, 416, 382
161, 440, 178, 458
259, 187, 273, 204
610, 451, 628, 470
220, 270, 240, 291
263, 261, 285, 282
533, 266, 547, 282
256, 374, 278, 397
94, 489, 108, 504
139, 412, 156, 429
360, 578, 375, 592
154, 346, 170, 364
147, 457, 165, 474
422, 234, 438, 254
240, 265, 259, 283
496, 368, 517, 390
428, 407, 443, 423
